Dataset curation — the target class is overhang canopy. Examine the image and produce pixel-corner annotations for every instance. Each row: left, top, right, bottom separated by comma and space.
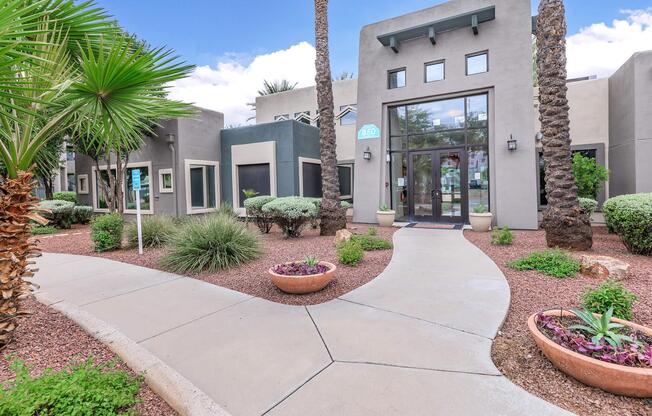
377, 6, 496, 53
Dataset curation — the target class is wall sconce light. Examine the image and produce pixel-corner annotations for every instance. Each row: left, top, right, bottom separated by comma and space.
363, 147, 372, 161
165, 133, 176, 144
386, 147, 391, 162
507, 135, 517, 151
535, 132, 543, 143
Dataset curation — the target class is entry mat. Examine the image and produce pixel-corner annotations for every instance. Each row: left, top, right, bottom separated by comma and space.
405, 223, 463, 230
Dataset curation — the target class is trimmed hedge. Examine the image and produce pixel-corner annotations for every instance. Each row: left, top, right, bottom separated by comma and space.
73, 205, 93, 224
244, 195, 276, 233
262, 197, 317, 238
602, 193, 652, 255
578, 198, 598, 218
38, 200, 74, 229
52, 191, 77, 204
90, 213, 124, 252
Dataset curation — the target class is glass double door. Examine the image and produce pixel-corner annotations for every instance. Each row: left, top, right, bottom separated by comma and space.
408, 149, 466, 223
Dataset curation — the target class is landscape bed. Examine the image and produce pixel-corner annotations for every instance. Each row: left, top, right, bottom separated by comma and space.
465, 227, 652, 416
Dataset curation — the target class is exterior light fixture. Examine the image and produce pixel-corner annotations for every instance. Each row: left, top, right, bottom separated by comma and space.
535, 132, 543, 143
386, 147, 391, 162
363, 147, 372, 161
165, 133, 176, 144
507, 135, 517, 151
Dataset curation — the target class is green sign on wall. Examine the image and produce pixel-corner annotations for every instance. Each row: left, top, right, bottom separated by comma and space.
357, 124, 380, 140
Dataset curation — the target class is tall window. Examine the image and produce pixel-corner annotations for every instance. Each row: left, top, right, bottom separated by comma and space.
125, 166, 150, 211
466, 52, 488, 75
67, 174, 76, 192
95, 168, 116, 210
237, 163, 271, 207
301, 162, 322, 198
338, 165, 353, 199
189, 164, 216, 210
425, 61, 445, 82
388, 68, 406, 89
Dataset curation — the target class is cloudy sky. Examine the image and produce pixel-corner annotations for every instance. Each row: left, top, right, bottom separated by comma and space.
96, 1, 652, 125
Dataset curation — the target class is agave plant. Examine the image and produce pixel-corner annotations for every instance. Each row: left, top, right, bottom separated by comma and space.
303, 255, 319, 267
570, 307, 633, 348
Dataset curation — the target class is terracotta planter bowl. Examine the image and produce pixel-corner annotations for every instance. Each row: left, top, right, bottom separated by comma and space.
268, 261, 336, 294
528, 309, 652, 397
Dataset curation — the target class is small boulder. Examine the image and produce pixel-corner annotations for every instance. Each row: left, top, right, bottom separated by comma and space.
580, 255, 630, 280
334, 229, 352, 245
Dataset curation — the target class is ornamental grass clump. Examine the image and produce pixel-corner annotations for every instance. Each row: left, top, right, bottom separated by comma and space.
37, 200, 74, 229
90, 213, 124, 252
161, 213, 261, 273
126, 215, 176, 248
508, 248, 580, 278
244, 195, 276, 233
261, 197, 317, 238
581, 280, 638, 321
602, 193, 652, 255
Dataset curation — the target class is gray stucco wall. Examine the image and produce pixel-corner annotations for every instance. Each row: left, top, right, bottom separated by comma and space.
353, 0, 537, 228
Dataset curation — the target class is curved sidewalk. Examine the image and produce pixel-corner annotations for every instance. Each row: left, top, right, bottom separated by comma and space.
34, 228, 571, 416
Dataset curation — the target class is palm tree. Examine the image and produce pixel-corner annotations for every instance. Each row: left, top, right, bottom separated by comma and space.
0, 0, 193, 348
536, 0, 592, 250
314, 0, 345, 235
247, 79, 298, 121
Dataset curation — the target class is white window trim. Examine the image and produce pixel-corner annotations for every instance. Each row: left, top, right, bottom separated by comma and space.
77, 174, 89, 194
231, 141, 277, 216
91, 161, 154, 214
158, 168, 174, 193
184, 159, 220, 214
298, 157, 352, 200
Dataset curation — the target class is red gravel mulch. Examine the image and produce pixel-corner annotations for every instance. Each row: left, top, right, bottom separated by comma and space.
464, 227, 652, 416
36, 223, 396, 306
0, 298, 176, 415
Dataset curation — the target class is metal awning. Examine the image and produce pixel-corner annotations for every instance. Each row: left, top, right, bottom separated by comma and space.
377, 6, 496, 53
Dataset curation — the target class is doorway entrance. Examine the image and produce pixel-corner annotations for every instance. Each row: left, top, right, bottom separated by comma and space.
408, 148, 466, 223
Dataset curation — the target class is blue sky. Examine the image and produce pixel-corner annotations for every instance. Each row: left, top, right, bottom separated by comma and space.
92, 1, 652, 124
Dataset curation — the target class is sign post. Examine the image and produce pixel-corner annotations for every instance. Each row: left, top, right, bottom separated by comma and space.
131, 169, 143, 255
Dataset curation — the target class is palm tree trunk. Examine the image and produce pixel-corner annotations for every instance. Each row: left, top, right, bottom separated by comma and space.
536, 0, 592, 250
314, 0, 346, 236
0, 171, 43, 348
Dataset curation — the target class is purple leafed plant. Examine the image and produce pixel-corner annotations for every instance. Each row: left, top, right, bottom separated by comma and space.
272, 262, 329, 276
536, 313, 652, 368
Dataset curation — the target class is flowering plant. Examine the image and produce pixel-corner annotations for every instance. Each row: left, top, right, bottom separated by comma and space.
271, 259, 329, 276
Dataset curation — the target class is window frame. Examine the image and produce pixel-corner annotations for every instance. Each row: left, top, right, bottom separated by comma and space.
90, 161, 154, 214
387, 67, 406, 89
424, 60, 445, 83
465, 51, 489, 76
158, 168, 174, 193
338, 104, 357, 126
77, 174, 89, 194
337, 164, 354, 200
184, 159, 220, 214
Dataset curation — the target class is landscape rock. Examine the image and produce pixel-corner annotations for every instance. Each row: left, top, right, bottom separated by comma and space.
580, 255, 630, 280
334, 229, 352, 245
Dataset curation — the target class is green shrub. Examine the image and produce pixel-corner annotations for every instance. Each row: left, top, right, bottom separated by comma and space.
262, 197, 317, 238
491, 226, 514, 245
350, 234, 392, 251
38, 200, 74, 229
581, 280, 638, 320
31, 225, 57, 235
472, 203, 488, 214
161, 213, 261, 273
337, 240, 364, 266
52, 191, 77, 204
578, 197, 598, 218
341, 201, 352, 210
367, 226, 377, 236
0, 357, 140, 416
73, 205, 93, 224
244, 195, 276, 233
126, 215, 175, 248
508, 249, 580, 278
90, 213, 124, 252
602, 193, 652, 255
572, 153, 609, 199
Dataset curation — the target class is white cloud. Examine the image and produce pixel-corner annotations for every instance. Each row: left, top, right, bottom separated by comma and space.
566, 8, 652, 78
168, 42, 316, 126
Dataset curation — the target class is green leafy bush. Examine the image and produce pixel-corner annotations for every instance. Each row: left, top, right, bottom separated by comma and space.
0, 357, 140, 416
126, 215, 175, 248
38, 200, 74, 229
508, 249, 580, 278
491, 226, 514, 246
581, 280, 638, 320
262, 197, 317, 238
578, 197, 598, 218
161, 213, 261, 273
367, 226, 377, 236
350, 234, 392, 251
52, 191, 77, 204
31, 225, 57, 235
572, 153, 609, 199
90, 213, 124, 252
73, 205, 93, 224
472, 203, 488, 214
244, 195, 276, 233
602, 193, 652, 255
337, 240, 364, 266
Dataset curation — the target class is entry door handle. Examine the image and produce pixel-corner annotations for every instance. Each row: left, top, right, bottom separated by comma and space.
431, 189, 441, 199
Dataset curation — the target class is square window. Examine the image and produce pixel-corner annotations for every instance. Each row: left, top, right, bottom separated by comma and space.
339, 105, 357, 125
77, 174, 89, 194
466, 52, 488, 75
425, 61, 444, 82
158, 168, 174, 193
388, 68, 406, 89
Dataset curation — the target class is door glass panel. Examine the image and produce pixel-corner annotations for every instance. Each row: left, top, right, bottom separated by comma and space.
439, 152, 462, 219
468, 147, 489, 213
412, 153, 434, 218
391, 153, 408, 220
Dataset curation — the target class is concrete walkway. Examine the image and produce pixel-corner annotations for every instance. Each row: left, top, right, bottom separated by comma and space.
34, 229, 571, 416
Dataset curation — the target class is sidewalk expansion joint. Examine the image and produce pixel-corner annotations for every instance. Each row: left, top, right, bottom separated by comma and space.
337, 298, 493, 340
304, 306, 334, 362
333, 360, 502, 377
79, 276, 187, 307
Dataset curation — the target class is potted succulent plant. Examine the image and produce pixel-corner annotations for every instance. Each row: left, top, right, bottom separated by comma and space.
376, 204, 395, 227
469, 203, 492, 232
528, 307, 652, 397
268, 255, 336, 294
